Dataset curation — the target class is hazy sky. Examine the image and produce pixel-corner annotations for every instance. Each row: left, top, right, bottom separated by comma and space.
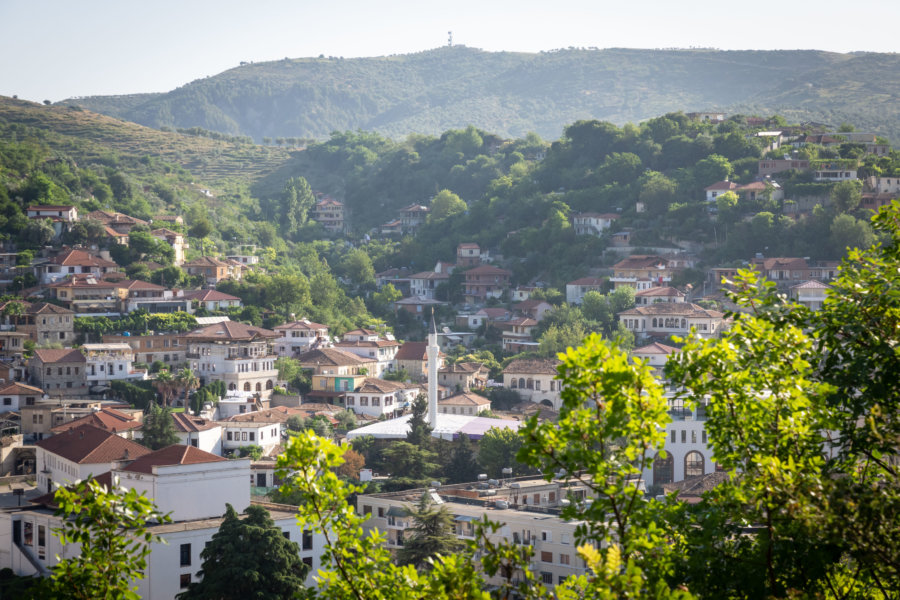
3, 0, 898, 103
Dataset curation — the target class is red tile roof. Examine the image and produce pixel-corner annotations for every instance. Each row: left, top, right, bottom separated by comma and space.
171, 412, 220, 433
183, 321, 277, 341
51, 408, 142, 434
48, 248, 117, 268
395, 341, 428, 361
33, 348, 85, 364
0, 382, 43, 395
122, 444, 225, 474
35, 424, 150, 464
181, 289, 241, 302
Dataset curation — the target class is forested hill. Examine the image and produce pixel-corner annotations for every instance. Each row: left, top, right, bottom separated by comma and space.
57, 47, 900, 142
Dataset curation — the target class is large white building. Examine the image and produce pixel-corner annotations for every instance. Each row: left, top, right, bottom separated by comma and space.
273, 319, 330, 358
618, 303, 726, 341
182, 321, 279, 398
2, 444, 326, 599
358, 477, 594, 590
82, 343, 147, 387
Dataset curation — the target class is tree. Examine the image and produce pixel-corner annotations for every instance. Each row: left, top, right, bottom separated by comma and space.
139, 402, 179, 450
43, 477, 170, 599
178, 504, 308, 600
153, 369, 175, 407
341, 248, 375, 287
831, 179, 863, 213
397, 494, 465, 571
174, 368, 199, 409
21, 218, 55, 246
336, 447, 365, 479
638, 171, 678, 214
443, 433, 479, 484
830, 213, 875, 252
381, 442, 440, 487
716, 190, 740, 224
478, 427, 527, 479
278, 176, 315, 238
406, 394, 432, 448
333, 409, 358, 432
428, 189, 467, 222
693, 154, 734, 186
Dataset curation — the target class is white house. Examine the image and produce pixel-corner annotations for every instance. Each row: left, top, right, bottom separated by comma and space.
631, 342, 680, 379
170, 412, 223, 455
0, 382, 44, 414
618, 303, 726, 341
273, 319, 330, 358
634, 286, 686, 306
572, 212, 619, 236
81, 343, 147, 387
408, 271, 448, 300
34, 423, 151, 494
181, 289, 243, 312
344, 378, 419, 419
2, 445, 326, 598
790, 280, 830, 311
335, 332, 400, 378
565, 277, 605, 305
502, 358, 563, 410
644, 395, 716, 487
437, 391, 491, 416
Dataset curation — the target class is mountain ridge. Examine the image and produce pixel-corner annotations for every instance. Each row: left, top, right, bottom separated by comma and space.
56, 46, 900, 142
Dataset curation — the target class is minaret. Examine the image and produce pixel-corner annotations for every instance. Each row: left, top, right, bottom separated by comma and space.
426, 317, 439, 429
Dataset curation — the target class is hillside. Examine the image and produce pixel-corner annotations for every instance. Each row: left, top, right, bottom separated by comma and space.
57, 47, 900, 142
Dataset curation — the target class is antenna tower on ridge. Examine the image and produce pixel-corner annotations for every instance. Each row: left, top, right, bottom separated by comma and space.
448, 31, 453, 47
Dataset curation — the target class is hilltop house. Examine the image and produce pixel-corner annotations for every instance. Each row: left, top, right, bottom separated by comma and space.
463, 265, 512, 304
566, 277, 605, 305
312, 197, 345, 232
273, 319, 330, 358
572, 212, 618, 236
182, 321, 279, 397
618, 303, 726, 341
611, 255, 681, 290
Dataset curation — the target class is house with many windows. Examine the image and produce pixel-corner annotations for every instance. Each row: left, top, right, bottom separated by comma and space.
296, 347, 376, 403
273, 319, 330, 358
502, 358, 563, 410
182, 321, 279, 398
618, 303, 726, 341
463, 265, 512, 304
344, 378, 419, 419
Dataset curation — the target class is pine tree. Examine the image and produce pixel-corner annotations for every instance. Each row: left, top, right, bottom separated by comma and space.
139, 402, 179, 450
444, 433, 478, 484
178, 504, 308, 599
396, 494, 464, 571
406, 394, 432, 448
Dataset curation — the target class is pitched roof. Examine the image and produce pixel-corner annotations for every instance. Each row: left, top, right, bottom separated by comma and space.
0, 381, 43, 395
122, 444, 225, 474
274, 319, 329, 332
568, 277, 605, 286
514, 299, 551, 311
574, 212, 620, 219
27, 302, 74, 315
181, 289, 241, 302
86, 210, 148, 226
27, 205, 75, 211
51, 408, 142, 434
439, 392, 491, 406
703, 181, 738, 192
48, 248, 117, 268
478, 308, 511, 319
633, 342, 681, 355
440, 361, 486, 374
33, 348, 85, 364
613, 255, 671, 270
635, 286, 685, 298
183, 321, 277, 341
335, 339, 400, 350
751, 257, 809, 271
353, 378, 414, 394
296, 347, 376, 367
457, 242, 480, 249
619, 302, 724, 318
503, 358, 561, 375
183, 256, 231, 268
395, 341, 428, 361
464, 265, 511, 276
171, 412, 220, 432
408, 271, 449, 281
224, 405, 310, 424
505, 317, 537, 327
35, 424, 150, 464
791, 280, 831, 289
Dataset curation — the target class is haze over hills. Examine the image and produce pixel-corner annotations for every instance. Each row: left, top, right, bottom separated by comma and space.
56, 46, 900, 143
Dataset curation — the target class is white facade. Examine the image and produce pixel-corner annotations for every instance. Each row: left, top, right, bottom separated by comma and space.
273, 320, 329, 358
565, 278, 605, 305
187, 341, 278, 397
82, 343, 145, 385
643, 398, 716, 487
175, 426, 223, 456
221, 421, 282, 455
572, 213, 618, 236
503, 360, 563, 410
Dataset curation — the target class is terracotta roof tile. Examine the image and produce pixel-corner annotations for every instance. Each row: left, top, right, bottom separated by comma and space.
123, 444, 225, 474
35, 424, 150, 464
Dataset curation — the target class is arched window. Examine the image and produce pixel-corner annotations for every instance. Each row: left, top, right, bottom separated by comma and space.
243, 382, 251, 391
681, 318, 687, 329
652, 317, 657, 328
228, 383, 236, 391
684, 451, 705, 478
526, 378, 534, 390
653, 451, 674, 485
255, 382, 262, 392
510, 378, 518, 389
266, 380, 273, 390
518, 378, 526, 389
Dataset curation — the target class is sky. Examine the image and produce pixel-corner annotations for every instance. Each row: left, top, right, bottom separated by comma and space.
3, 0, 899, 103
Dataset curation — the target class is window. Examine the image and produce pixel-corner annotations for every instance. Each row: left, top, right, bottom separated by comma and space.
242, 432, 248, 441
227, 432, 233, 441
249, 432, 255, 441
702, 430, 707, 444
685, 451, 705, 478
2, 398, 9, 406
180, 543, 191, 566
283, 531, 290, 540
302, 556, 313, 568
541, 572, 553, 585
670, 430, 676, 443
560, 553, 570, 565
180, 573, 191, 589
541, 551, 553, 563
691, 430, 697, 444
541, 530, 551, 542
302, 530, 313, 551
681, 430, 686, 443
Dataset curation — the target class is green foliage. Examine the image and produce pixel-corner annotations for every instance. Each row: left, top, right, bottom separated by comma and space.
44, 477, 170, 600
139, 402, 179, 450
397, 494, 465, 571
428, 189, 467, 223
110, 380, 156, 410
178, 504, 308, 600
236, 445, 263, 461
477, 426, 530, 479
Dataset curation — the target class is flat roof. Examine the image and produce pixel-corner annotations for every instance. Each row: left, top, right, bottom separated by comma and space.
345, 413, 524, 441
